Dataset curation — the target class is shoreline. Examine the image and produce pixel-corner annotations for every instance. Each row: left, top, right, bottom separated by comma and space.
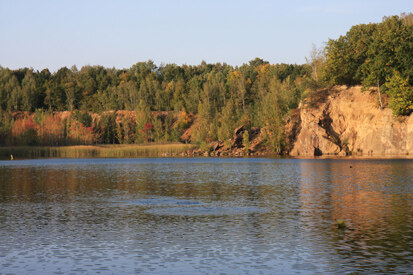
1, 144, 412, 160
0, 143, 195, 159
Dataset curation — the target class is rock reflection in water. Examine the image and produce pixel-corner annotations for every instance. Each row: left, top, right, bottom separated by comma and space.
299, 159, 413, 273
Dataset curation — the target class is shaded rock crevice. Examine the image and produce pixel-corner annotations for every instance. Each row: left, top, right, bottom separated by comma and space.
317, 107, 348, 154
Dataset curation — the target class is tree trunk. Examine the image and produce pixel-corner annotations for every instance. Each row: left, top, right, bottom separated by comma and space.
377, 78, 383, 109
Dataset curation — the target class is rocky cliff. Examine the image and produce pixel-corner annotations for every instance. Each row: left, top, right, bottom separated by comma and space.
289, 86, 413, 157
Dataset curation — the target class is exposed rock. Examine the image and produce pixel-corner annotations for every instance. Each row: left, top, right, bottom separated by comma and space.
233, 125, 245, 136
187, 124, 268, 157
290, 86, 413, 157
210, 141, 223, 151
249, 132, 263, 152
284, 109, 301, 153
180, 127, 192, 143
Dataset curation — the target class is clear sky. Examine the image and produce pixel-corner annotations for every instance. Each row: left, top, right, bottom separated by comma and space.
0, 0, 411, 71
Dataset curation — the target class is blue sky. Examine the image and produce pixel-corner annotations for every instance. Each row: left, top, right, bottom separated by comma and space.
0, 0, 411, 71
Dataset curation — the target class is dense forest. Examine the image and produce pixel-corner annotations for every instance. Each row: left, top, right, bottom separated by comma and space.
0, 14, 412, 152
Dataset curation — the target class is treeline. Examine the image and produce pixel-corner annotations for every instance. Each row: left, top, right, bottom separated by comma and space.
0, 58, 310, 151
0, 13, 412, 150
0, 58, 308, 113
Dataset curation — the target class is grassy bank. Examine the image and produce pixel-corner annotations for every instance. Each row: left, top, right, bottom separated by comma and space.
0, 143, 195, 159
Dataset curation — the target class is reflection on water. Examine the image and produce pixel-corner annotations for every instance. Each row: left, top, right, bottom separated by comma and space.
0, 158, 412, 274
116, 197, 203, 206
299, 160, 413, 273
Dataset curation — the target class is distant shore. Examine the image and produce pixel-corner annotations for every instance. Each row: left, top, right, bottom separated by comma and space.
0, 143, 195, 159
291, 155, 413, 160
1, 144, 412, 160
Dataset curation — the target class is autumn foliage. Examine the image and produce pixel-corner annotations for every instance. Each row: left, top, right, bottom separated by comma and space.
7, 111, 94, 145
0, 110, 190, 146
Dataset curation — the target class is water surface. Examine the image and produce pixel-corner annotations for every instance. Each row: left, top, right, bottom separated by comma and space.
0, 158, 412, 274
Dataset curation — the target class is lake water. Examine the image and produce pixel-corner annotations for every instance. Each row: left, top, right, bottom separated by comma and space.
0, 158, 412, 274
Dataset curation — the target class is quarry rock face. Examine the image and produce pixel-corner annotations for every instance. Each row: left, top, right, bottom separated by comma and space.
290, 86, 413, 157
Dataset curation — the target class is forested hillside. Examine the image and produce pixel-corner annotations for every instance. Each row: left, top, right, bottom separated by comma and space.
0, 13, 412, 152
0, 60, 309, 151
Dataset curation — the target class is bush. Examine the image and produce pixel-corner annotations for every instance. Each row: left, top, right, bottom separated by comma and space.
385, 72, 413, 116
